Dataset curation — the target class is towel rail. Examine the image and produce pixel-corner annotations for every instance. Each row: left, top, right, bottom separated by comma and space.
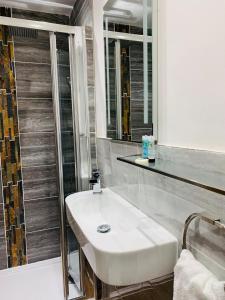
182, 213, 225, 291
182, 213, 225, 249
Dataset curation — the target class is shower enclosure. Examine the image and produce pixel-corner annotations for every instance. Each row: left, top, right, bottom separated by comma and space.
0, 15, 91, 300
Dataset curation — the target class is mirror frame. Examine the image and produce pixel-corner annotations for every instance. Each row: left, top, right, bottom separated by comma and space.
102, 0, 158, 143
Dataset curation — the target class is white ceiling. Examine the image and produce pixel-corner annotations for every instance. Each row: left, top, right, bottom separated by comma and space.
0, 0, 76, 16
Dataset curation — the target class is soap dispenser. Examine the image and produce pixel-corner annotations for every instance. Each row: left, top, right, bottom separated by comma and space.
148, 136, 156, 162
142, 135, 149, 159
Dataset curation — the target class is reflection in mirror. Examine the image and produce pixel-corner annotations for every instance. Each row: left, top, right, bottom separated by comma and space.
104, 0, 153, 142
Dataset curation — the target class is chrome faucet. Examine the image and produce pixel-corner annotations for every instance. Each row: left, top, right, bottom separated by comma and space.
90, 169, 102, 194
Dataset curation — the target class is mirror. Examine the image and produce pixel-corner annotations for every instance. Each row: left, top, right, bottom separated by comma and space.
103, 0, 154, 142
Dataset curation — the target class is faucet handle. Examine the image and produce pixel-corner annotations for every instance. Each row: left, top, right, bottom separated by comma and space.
89, 169, 100, 184
90, 169, 102, 193
92, 169, 100, 180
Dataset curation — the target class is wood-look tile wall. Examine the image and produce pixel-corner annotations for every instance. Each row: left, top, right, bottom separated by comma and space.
130, 43, 152, 141
0, 8, 95, 270
12, 10, 63, 264
0, 8, 70, 270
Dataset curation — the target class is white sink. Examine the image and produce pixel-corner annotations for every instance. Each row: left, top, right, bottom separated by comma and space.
66, 188, 178, 286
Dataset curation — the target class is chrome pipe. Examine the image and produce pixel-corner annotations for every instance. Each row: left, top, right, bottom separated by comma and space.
69, 34, 82, 192
49, 32, 68, 300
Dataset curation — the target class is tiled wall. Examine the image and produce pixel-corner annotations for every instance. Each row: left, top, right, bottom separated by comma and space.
130, 43, 152, 141
14, 28, 60, 264
12, 9, 69, 25
11, 9, 69, 265
97, 138, 225, 280
0, 21, 27, 268
0, 8, 96, 269
86, 29, 97, 170
0, 8, 71, 270
0, 175, 7, 269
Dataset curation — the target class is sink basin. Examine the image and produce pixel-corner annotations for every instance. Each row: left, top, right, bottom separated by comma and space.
66, 188, 178, 286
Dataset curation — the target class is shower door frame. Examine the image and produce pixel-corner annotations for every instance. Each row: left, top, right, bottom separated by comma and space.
0, 16, 91, 300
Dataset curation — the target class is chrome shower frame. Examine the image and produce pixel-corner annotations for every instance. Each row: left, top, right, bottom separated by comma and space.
0, 16, 92, 300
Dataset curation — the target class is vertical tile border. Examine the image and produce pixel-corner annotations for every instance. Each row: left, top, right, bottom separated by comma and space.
0, 20, 27, 268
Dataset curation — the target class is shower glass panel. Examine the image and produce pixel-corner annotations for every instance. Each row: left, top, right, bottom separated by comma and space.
0, 14, 89, 300
55, 33, 82, 299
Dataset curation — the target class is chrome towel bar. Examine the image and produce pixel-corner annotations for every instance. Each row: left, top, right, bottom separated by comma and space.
182, 212, 225, 292
183, 213, 225, 250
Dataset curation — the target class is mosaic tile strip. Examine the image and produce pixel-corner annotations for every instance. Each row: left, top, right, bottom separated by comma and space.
0, 23, 27, 268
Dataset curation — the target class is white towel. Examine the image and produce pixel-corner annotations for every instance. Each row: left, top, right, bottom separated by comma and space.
173, 249, 225, 300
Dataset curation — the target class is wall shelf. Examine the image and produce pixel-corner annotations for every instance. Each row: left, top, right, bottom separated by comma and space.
117, 155, 225, 196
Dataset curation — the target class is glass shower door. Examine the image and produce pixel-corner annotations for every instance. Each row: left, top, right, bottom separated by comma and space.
50, 27, 91, 300
50, 31, 86, 300
56, 33, 82, 299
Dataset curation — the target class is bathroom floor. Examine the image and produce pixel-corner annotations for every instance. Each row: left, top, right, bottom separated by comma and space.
0, 257, 81, 300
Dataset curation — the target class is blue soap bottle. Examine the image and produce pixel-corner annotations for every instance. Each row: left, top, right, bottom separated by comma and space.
142, 135, 149, 159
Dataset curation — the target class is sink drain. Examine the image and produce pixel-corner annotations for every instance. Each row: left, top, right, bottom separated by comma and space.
97, 224, 111, 233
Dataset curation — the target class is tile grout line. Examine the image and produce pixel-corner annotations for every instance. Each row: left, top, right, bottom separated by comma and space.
24, 196, 59, 202
15, 60, 52, 66
26, 226, 60, 235
23, 195, 59, 202
22, 163, 57, 170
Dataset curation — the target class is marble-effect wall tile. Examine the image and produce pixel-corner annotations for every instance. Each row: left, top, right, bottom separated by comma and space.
26, 228, 61, 264
13, 20, 62, 265
0, 8, 73, 269
12, 9, 69, 25
15, 63, 52, 98
23, 165, 58, 200
0, 237, 7, 270
14, 40, 51, 64
97, 138, 225, 280
25, 197, 60, 232
20, 132, 56, 167
157, 145, 225, 175
0, 202, 5, 238
18, 98, 55, 133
